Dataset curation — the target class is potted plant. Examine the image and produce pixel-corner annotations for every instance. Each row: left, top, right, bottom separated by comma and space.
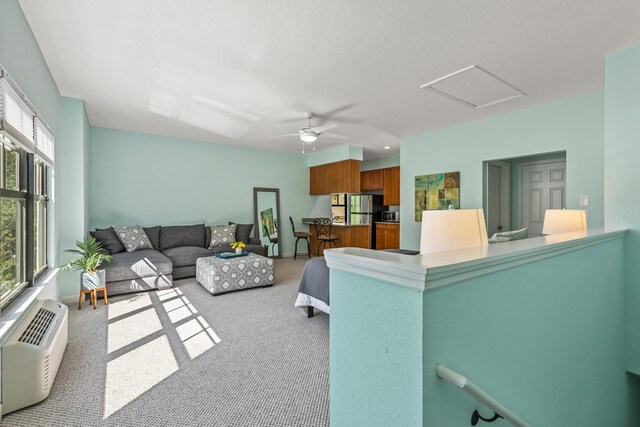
62, 236, 111, 290
231, 240, 246, 255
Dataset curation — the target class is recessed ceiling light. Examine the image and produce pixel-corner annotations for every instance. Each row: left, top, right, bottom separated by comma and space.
384, 146, 391, 150
420, 65, 525, 109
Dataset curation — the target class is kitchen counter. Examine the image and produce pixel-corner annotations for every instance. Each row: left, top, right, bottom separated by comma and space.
305, 222, 372, 255
375, 220, 399, 224
301, 218, 370, 227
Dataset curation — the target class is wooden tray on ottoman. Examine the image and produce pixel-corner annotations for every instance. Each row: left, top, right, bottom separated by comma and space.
196, 253, 275, 295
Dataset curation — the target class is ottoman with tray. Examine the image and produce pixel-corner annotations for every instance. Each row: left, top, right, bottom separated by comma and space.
196, 253, 275, 295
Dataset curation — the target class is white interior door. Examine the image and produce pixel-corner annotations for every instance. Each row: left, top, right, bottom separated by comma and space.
521, 161, 566, 235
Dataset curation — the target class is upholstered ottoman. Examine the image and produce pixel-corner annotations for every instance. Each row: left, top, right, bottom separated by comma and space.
196, 253, 275, 295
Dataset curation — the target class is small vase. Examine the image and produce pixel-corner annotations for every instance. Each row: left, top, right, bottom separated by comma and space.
235, 247, 243, 254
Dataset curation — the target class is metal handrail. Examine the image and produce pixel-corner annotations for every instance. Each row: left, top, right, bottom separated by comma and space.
436, 364, 531, 427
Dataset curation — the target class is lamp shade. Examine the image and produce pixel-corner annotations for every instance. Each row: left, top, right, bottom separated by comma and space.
420, 209, 489, 254
541, 209, 587, 235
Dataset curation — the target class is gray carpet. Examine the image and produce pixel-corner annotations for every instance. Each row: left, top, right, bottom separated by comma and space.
0, 257, 329, 427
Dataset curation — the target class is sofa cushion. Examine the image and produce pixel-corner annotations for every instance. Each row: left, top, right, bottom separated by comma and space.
209, 224, 236, 248
163, 246, 214, 268
205, 226, 212, 248
160, 224, 206, 250
143, 226, 161, 250
90, 227, 126, 255
229, 222, 254, 244
113, 225, 154, 252
104, 249, 172, 283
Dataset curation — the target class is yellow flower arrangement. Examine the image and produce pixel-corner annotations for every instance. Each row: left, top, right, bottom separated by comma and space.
231, 241, 246, 249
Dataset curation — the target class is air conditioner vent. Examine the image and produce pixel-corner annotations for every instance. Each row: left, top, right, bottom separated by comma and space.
18, 307, 56, 346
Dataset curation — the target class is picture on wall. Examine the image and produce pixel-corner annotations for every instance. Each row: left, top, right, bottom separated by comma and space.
260, 207, 276, 237
414, 171, 460, 221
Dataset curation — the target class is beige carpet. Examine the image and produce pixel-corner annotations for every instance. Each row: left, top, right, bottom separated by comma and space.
0, 257, 329, 427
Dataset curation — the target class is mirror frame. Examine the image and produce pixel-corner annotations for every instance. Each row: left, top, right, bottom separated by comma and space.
253, 187, 282, 259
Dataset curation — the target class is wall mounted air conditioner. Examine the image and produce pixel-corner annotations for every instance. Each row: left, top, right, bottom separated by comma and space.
1, 299, 68, 415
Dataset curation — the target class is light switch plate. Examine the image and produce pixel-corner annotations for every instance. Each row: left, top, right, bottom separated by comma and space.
580, 195, 589, 207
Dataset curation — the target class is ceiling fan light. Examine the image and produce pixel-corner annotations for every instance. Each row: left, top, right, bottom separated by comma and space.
300, 131, 317, 143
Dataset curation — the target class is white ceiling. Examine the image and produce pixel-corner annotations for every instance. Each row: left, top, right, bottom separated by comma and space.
19, 0, 640, 160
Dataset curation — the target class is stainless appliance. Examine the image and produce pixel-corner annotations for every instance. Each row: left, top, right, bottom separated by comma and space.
348, 194, 385, 248
382, 211, 399, 222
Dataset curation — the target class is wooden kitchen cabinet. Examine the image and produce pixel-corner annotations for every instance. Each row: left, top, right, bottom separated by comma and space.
310, 159, 361, 195
376, 222, 400, 250
360, 169, 384, 192
383, 166, 400, 205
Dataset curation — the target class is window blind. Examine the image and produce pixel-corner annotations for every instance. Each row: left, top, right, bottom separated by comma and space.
35, 118, 54, 163
0, 75, 35, 147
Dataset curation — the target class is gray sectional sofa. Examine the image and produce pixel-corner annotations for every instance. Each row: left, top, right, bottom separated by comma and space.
90, 223, 263, 296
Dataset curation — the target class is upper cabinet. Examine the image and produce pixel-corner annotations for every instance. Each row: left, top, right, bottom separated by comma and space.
310, 159, 361, 195
360, 169, 384, 192
383, 166, 400, 205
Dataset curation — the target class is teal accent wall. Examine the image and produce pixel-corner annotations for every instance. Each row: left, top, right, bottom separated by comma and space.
360, 154, 400, 171
604, 45, 640, 375
423, 239, 630, 426
0, 0, 59, 133
400, 92, 604, 249
89, 127, 314, 256
305, 144, 363, 167
57, 97, 91, 299
330, 269, 424, 426
330, 237, 636, 426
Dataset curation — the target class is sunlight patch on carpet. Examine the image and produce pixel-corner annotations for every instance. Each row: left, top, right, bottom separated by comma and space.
107, 307, 163, 353
107, 293, 152, 320
104, 335, 178, 418
175, 315, 221, 359
163, 296, 198, 324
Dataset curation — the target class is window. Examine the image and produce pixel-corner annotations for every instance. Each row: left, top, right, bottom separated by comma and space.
0, 68, 53, 311
331, 193, 347, 224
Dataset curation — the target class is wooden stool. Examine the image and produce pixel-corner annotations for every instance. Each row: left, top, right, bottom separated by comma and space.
78, 287, 108, 310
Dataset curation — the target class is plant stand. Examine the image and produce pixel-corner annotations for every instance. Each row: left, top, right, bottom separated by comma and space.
78, 287, 108, 310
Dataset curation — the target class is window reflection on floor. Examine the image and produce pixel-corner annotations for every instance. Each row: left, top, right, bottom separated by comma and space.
103, 286, 222, 418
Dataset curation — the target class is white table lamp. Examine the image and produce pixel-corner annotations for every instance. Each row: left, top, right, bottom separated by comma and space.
420, 209, 489, 254
541, 209, 587, 235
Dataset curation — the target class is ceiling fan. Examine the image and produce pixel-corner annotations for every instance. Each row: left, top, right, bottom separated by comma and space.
269, 113, 346, 152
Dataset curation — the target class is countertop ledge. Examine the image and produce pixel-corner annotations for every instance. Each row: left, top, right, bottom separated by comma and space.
324, 228, 627, 292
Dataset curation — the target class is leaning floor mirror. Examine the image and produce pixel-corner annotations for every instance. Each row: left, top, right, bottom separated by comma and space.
254, 187, 282, 259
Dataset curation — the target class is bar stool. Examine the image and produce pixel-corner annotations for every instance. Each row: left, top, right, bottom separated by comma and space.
289, 216, 311, 260
313, 217, 340, 256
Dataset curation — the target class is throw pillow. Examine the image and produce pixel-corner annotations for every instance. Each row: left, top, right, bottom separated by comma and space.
90, 227, 126, 254
489, 227, 529, 243
143, 225, 161, 250
113, 225, 154, 252
229, 222, 254, 244
160, 224, 206, 250
209, 224, 237, 248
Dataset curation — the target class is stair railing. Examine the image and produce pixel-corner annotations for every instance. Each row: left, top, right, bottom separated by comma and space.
436, 364, 532, 427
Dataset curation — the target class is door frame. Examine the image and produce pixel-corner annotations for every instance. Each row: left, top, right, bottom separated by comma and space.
484, 160, 511, 235
516, 157, 566, 229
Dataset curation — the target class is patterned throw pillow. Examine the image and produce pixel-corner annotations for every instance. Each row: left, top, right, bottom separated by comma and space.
113, 225, 154, 252
209, 224, 237, 248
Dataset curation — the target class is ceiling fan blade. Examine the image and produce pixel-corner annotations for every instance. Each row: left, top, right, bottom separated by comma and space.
312, 123, 338, 133
315, 103, 358, 118
321, 132, 347, 140
268, 134, 299, 139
